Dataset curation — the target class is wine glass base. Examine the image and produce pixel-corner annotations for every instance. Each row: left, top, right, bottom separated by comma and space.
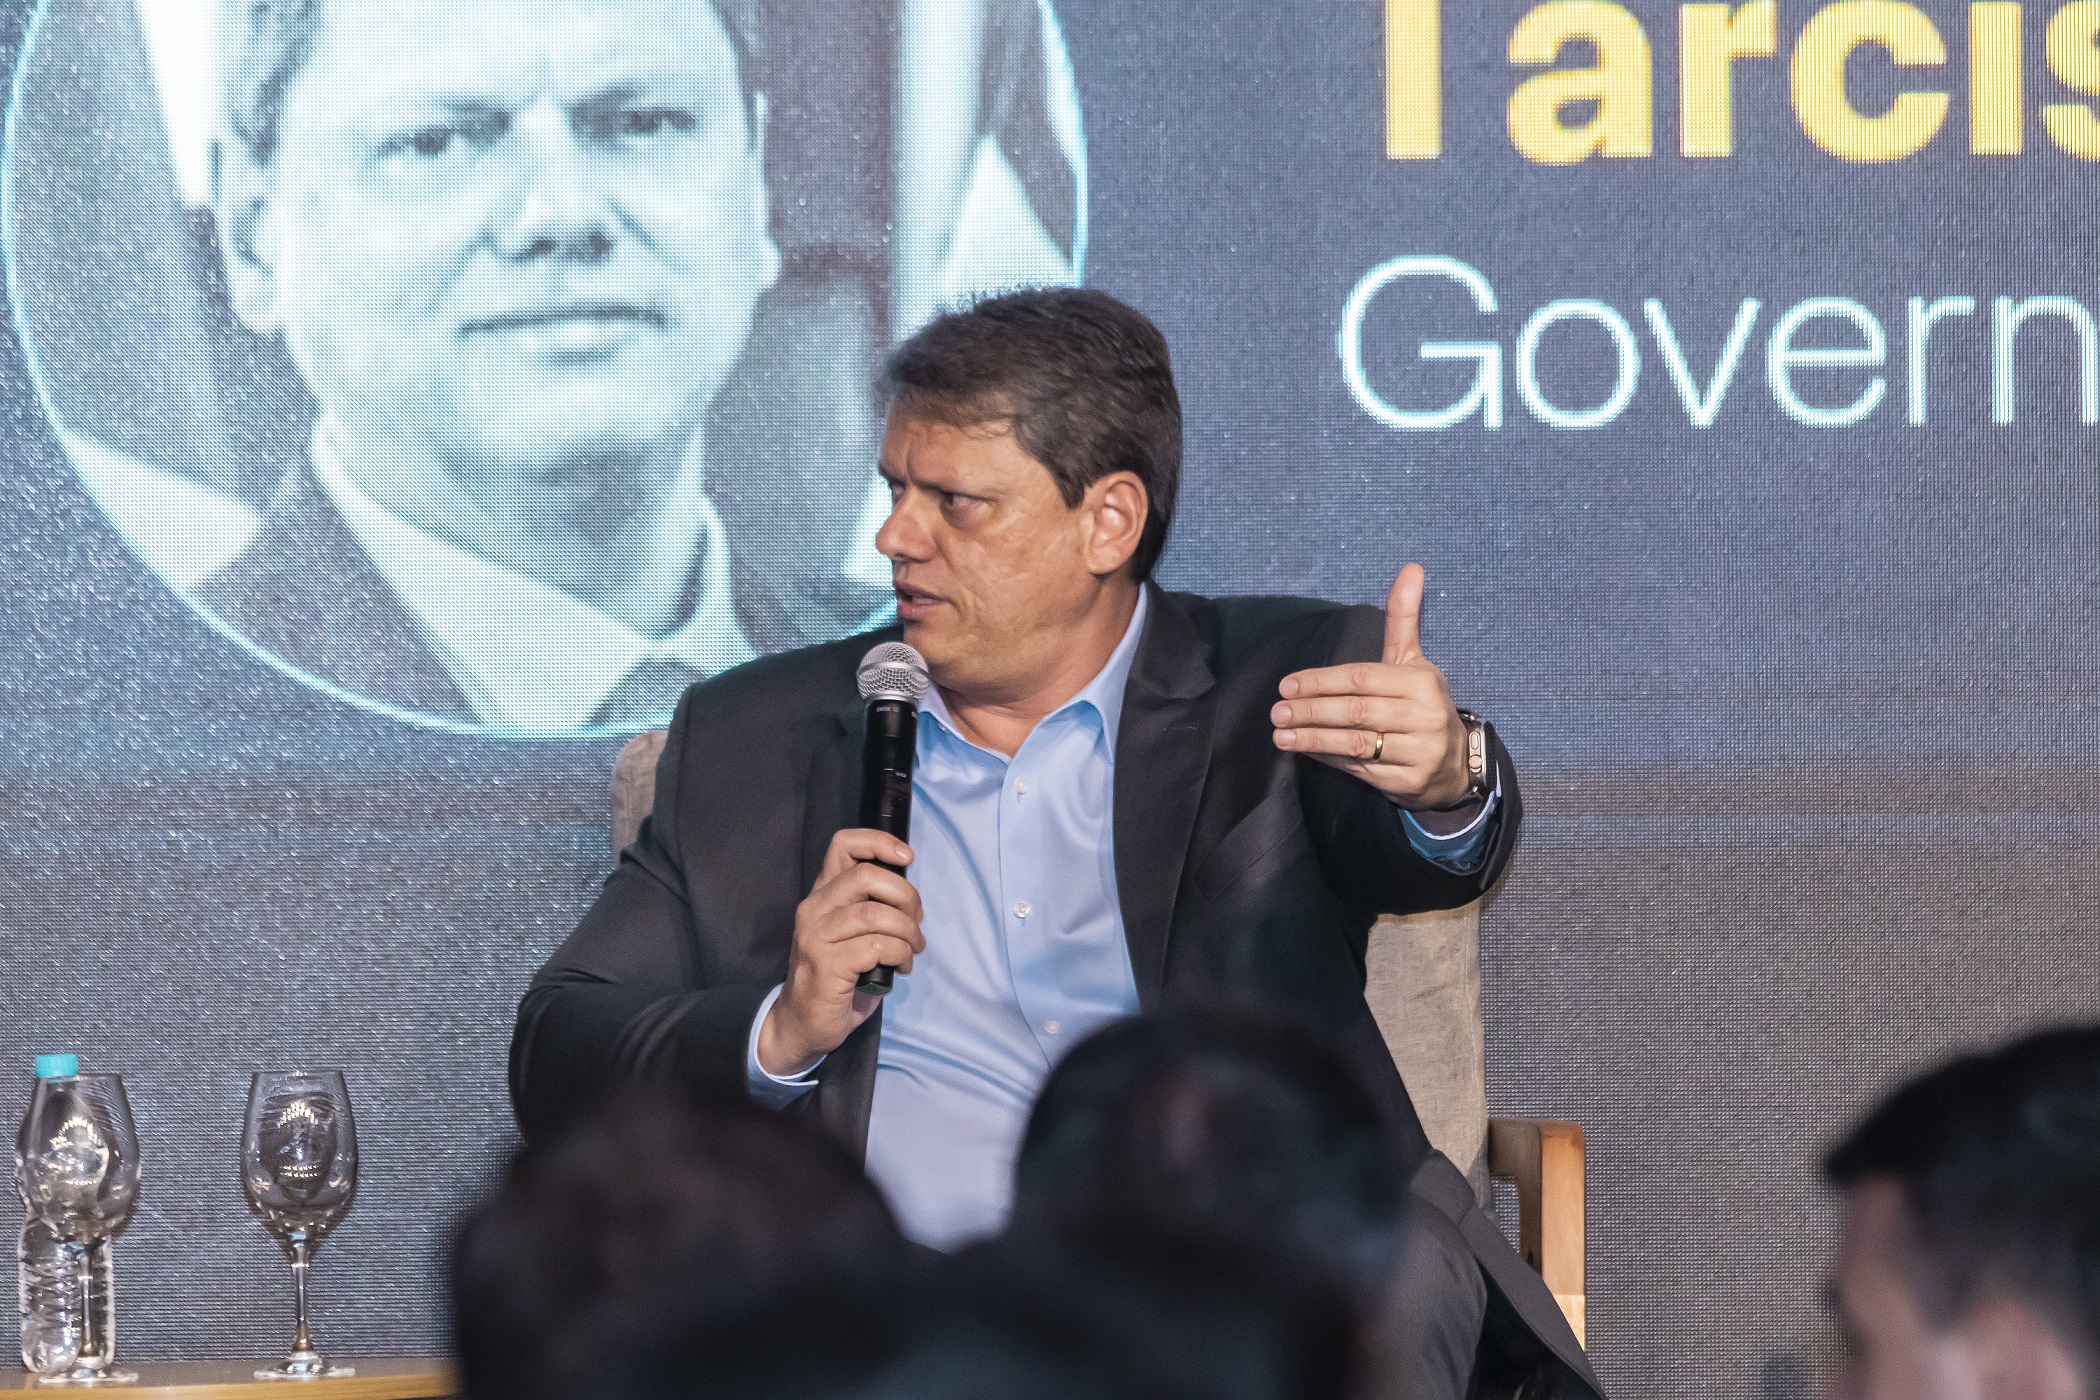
33, 1369, 139, 1386
254, 1361, 354, 1382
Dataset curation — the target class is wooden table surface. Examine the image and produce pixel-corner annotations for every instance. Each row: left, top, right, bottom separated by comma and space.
0, 1360, 454, 1399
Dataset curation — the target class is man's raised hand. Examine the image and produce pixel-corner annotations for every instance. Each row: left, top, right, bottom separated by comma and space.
757, 829, 926, 1078
1270, 563, 1472, 809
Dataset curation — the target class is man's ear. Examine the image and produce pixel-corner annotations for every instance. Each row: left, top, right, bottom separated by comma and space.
1957, 1295, 2087, 1400
1081, 472, 1150, 580
211, 138, 282, 337
749, 92, 781, 292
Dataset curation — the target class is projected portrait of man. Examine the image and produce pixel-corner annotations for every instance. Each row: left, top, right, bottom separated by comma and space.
198, 0, 782, 731
6, 0, 1084, 733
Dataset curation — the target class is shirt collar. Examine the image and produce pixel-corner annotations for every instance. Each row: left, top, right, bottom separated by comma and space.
918, 587, 1150, 753
310, 423, 753, 732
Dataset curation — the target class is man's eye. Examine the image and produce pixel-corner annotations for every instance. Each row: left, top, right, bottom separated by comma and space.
387, 113, 507, 162
620, 107, 698, 139
578, 105, 702, 143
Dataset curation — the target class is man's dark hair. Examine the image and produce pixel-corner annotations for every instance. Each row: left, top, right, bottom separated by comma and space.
872, 1229, 1355, 1400
580, 1272, 915, 1400
1826, 1025, 2100, 1363
1011, 1002, 1403, 1298
878, 287, 1183, 582
217, 0, 765, 165
599, 1230, 1350, 1400
451, 1084, 903, 1400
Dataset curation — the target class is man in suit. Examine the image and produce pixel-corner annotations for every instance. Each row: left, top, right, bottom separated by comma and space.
195, 0, 786, 731
512, 288, 1601, 1397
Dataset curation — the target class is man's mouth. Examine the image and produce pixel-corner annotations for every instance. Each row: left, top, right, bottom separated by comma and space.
468, 303, 666, 333
464, 304, 667, 354
894, 583, 944, 620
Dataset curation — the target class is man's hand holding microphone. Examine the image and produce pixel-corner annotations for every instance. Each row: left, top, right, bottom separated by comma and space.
756, 829, 924, 1079
757, 642, 929, 1079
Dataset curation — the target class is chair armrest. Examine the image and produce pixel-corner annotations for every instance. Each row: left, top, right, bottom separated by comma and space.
1487, 1118, 1586, 1349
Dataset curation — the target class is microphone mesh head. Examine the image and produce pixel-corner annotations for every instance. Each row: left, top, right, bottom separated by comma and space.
857, 642, 930, 703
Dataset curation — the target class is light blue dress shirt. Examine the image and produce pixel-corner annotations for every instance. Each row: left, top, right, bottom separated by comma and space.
749, 591, 1498, 1247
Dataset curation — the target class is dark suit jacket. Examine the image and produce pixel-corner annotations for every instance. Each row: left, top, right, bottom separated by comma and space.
192, 459, 808, 726
512, 584, 1601, 1395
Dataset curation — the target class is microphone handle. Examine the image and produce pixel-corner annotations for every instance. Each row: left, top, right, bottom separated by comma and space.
857, 700, 918, 997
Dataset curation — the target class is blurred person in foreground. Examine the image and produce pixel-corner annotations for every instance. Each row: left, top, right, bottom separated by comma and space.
875, 1232, 1354, 1400
1011, 1002, 1587, 1400
513, 286, 1599, 1398
605, 1231, 1351, 1400
1825, 1026, 2100, 1400
202, 0, 791, 730
452, 1085, 905, 1400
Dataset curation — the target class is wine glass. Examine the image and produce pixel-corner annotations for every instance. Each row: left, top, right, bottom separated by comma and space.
19, 1073, 141, 1385
241, 1071, 358, 1381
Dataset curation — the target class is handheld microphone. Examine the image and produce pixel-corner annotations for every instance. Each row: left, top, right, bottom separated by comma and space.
854, 642, 930, 996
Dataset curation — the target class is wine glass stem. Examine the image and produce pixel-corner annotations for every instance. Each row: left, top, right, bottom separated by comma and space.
74, 1241, 99, 1366
289, 1236, 315, 1356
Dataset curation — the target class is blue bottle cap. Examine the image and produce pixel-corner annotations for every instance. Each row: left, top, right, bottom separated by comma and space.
33, 1054, 78, 1079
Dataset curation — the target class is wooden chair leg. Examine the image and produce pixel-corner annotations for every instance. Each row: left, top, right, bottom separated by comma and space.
1487, 1118, 1587, 1348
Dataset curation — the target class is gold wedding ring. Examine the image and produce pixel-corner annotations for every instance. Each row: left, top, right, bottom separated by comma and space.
1368, 731, 1387, 764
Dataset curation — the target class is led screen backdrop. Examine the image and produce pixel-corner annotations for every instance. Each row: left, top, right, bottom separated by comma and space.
3, 2, 2099, 1395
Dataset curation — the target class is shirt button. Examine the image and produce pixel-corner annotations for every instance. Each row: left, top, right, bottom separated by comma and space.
1013, 900, 1032, 919
1045, 1020, 1062, 1035
1015, 778, 1031, 794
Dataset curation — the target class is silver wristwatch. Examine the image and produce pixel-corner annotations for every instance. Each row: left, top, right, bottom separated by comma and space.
1455, 708, 1491, 802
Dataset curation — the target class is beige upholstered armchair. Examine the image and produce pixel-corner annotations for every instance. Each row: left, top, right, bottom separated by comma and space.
1366, 907, 1588, 1347
610, 731, 1588, 1347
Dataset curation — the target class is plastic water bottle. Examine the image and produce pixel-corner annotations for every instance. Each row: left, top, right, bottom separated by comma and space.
16, 1054, 114, 1375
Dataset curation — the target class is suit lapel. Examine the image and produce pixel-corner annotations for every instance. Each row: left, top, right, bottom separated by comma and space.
1113, 587, 1218, 1010
194, 459, 476, 722
730, 553, 802, 657
804, 691, 866, 887
804, 620, 903, 884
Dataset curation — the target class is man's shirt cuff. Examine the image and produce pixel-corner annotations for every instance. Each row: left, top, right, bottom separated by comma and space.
745, 983, 822, 1107
1397, 774, 1502, 876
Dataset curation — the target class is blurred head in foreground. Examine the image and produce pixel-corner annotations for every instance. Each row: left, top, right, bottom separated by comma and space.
876, 1231, 1354, 1400
1825, 1026, 2100, 1400
605, 1229, 1351, 1400
1010, 1001, 1405, 1298
451, 1085, 902, 1400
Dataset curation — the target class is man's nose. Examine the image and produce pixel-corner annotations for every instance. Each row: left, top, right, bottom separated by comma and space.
496, 100, 618, 263
874, 494, 934, 564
